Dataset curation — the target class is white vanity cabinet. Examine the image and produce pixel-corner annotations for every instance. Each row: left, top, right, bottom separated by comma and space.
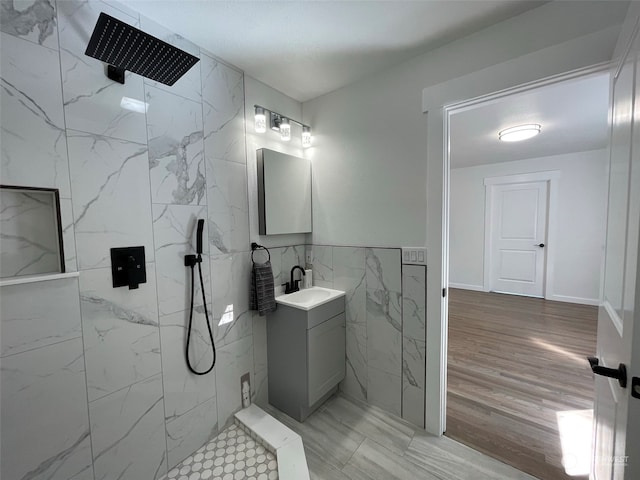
266, 295, 345, 421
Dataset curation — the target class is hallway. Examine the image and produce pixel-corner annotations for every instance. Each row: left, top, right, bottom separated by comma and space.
447, 288, 598, 479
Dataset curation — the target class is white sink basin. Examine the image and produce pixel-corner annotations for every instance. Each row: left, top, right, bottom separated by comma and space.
276, 286, 345, 311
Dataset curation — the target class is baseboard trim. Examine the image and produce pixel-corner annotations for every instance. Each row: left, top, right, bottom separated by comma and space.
546, 294, 601, 306
448, 283, 485, 292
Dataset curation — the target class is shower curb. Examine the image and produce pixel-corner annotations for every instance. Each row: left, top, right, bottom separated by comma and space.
235, 404, 310, 480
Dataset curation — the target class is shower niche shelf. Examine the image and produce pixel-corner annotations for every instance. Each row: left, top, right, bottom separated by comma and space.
0, 185, 65, 279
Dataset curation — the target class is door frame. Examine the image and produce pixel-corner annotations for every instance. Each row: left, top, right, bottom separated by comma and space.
483, 171, 561, 297
424, 60, 611, 436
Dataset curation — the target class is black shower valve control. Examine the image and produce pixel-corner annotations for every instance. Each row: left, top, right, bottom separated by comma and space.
111, 246, 146, 290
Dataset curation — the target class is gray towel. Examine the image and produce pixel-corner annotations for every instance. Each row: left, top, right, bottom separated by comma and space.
250, 260, 277, 316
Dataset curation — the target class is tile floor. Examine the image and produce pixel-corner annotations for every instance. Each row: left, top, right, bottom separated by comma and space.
164, 393, 538, 480
264, 395, 537, 480
165, 423, 278, 480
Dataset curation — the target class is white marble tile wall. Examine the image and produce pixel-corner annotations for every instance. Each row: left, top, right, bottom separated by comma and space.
67, 130, 154, 270
210, 252, 252, 346
206, 157, 250, 254
402, 264, 427, 428
89, 374, 168, 480
0, 0, 60, 49
0, 337, 93, 480
216, 335, 255, 430
0, 31, 70, 197
152, 203, 210, 316
201, 53, 245, 165
165, 395, 219, 469
0, 1, 263, 478
311, 245, 333, 287
308, 245, 427, 422
333, 247, 367, 402
160, 307, 216, 421
365, 248, 402, 415
147, 86, 206, 205
0, 277, 82, 357
79, 264, 162, 401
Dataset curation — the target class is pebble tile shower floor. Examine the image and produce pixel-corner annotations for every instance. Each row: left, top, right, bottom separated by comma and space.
164, 423, 278, 480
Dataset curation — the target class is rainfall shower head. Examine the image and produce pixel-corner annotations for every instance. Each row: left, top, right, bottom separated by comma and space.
85, 12, 199, 86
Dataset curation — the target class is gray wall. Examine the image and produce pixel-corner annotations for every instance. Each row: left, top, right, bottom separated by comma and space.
302, 1, 627, 249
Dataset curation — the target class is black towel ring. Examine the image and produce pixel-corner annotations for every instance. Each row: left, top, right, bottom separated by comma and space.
251, 242, 271, 263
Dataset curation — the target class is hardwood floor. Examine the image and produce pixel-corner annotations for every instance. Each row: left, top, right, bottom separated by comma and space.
446, 288, 598, 480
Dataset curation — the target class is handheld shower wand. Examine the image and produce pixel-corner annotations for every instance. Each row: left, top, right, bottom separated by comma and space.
196, 218, 204, 258
184, 219, 215, 375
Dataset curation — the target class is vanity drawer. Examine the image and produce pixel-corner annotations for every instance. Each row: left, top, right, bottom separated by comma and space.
307, 296, 345, 329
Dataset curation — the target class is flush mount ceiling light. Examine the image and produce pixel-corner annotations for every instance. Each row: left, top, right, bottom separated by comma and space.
254, 105, 312, 147
498, 124, 542, 142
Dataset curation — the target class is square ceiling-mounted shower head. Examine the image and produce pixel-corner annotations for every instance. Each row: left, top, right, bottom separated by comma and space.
84, 12, 199, 86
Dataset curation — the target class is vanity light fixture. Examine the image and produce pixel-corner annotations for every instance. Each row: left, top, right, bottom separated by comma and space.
254, 105, 312, 147
498, 124, 542, 142
302, 126, 312, 148
280, 117, 291, 142
254, 107, 267, 133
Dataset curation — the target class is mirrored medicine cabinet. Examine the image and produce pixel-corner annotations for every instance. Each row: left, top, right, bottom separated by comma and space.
257, 148, 312, 235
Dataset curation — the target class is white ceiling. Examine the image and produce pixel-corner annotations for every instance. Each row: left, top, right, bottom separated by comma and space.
450, 72, 610, 169
125, 0, 546, 102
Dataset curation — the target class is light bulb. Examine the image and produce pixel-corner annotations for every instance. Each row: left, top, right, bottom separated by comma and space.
254, 107, 266, 133
302, 126, 312, 148
280, 117, 291, 141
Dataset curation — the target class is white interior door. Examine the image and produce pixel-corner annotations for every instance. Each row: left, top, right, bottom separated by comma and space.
592, 8, 640, 480
489, 181, 548, 297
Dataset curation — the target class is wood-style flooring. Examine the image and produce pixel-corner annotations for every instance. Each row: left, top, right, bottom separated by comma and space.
447, 288, 598, 480
265, 394, 536, 480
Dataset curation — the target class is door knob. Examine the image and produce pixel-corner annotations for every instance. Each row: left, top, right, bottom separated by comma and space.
588, 357, 627, 388
534, 243, 545, 247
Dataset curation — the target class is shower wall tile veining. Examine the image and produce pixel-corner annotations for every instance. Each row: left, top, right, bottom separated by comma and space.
308, 245, 427, 427
0, 1, 261, 478
0, 2, 429, 479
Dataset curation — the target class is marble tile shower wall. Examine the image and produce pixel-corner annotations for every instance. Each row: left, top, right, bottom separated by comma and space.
0, 1, 266, 479
308, 245, 427, 428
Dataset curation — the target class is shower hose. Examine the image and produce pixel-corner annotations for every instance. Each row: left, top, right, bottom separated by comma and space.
186, 256, 216, 375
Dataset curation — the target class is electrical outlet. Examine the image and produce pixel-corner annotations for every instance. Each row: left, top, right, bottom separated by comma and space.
240, 372, 251, 408
401, 247, 427, 265
306, 248, 312, 264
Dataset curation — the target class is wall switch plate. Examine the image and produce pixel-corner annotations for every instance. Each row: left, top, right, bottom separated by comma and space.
306, 248, 312, 264
401, 247, 427, 265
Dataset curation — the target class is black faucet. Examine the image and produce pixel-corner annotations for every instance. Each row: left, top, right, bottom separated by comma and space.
284, 265, 306, 294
